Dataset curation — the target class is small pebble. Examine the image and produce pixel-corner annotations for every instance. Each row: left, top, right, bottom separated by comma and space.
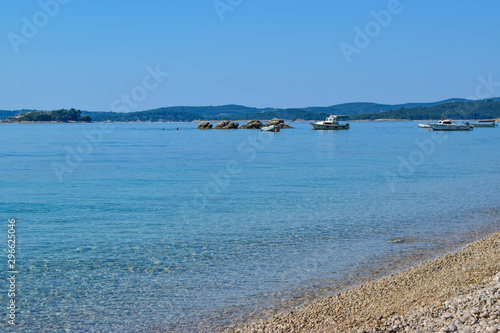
462, 326, 473, 333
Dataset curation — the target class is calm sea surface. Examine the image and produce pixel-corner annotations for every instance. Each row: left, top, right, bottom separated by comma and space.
1, 121, 499, 332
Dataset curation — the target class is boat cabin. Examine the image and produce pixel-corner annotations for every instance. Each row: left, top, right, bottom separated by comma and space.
325, 115, 349, 124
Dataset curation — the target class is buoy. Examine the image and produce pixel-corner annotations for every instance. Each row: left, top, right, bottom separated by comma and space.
275, 128, 278, 132
428, 128, 430, 131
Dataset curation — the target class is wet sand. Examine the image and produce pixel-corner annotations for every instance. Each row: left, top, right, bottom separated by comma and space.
229, 230, 500, 332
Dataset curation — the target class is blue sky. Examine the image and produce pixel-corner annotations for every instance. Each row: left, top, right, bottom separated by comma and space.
1, 0, 499, 111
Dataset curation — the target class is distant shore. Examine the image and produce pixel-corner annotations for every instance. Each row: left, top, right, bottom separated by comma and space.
231, 229, 500, 333
0, 121, 93, 124
1, 119, 498, 124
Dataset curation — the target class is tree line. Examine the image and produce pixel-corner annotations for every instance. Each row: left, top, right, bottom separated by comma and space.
2, 100, 498, 123
351, 100, 500, 120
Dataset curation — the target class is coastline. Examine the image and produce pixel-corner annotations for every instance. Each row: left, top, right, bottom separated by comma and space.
0, 119, 497, 124
0, 120, 93, 124
230, 228, 500, 333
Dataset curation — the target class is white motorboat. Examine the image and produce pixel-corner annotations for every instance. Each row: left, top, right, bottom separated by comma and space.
418, 123, 431, 128
261, 124, 280, 132
310, 115, 349, 130
428, 119, 473, 131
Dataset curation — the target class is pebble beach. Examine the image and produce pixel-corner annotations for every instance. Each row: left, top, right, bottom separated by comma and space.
231, 230, 500, 333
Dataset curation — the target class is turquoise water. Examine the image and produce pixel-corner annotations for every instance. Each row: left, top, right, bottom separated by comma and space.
1, 121, 499, 332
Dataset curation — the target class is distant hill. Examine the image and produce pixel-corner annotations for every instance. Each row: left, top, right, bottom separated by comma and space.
82, 108, 202, 122
138, 99, 475, 119
174, 105, 270, 118
213, 108, 330, 121
0, 109, 37, 120
1, 98, 498, 122
351, 100, 500, 120
302, 98, 473, 115
81, 100, 497, 122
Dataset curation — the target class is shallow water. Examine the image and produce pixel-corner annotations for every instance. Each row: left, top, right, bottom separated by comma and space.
1, 121, 499, 332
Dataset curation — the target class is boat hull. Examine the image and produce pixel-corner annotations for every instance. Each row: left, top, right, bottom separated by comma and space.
261, 125, 280, 132
429, 124, 473, 131
471, 123, 497, 128
310, 123, 350, 130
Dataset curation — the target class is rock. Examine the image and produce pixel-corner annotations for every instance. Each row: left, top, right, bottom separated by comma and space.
214, 120, 239, 129
197, 121, 213, 129
480, 320, 489, 326
266, 118, 283, 126
241, 120, 263, 129
488, 327, 498, 333
448, 323, 457, 331
265, 118, 293, 129
462, 326, 473, 333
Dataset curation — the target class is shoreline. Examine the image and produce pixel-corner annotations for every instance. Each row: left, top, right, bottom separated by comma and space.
0, 121, 93, 124
1, 119, 497, 124
229, 227, 500, 333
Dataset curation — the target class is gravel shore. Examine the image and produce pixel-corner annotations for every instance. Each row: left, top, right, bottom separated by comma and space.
231, 231, 500, 333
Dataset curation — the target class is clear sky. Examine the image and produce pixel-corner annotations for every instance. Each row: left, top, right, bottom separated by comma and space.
1, 0, 499, 111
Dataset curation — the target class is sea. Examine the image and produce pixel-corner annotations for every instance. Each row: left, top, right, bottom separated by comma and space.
1, 121, 499, 332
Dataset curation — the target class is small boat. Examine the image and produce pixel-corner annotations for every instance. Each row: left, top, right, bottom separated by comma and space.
418, 123, 431, 128
471, 120, 497, 128
310, 115, 349, 130
428, 119, 473, 131
261, 124, 280, 132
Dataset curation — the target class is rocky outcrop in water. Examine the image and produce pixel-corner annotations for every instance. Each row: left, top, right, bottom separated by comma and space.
265, 118, 293, 129
214, 120, 239, 129
240, 120, 263, 129
197, 121, 213, 129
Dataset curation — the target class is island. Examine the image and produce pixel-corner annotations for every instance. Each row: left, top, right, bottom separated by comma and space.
2, 109, 91, 123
